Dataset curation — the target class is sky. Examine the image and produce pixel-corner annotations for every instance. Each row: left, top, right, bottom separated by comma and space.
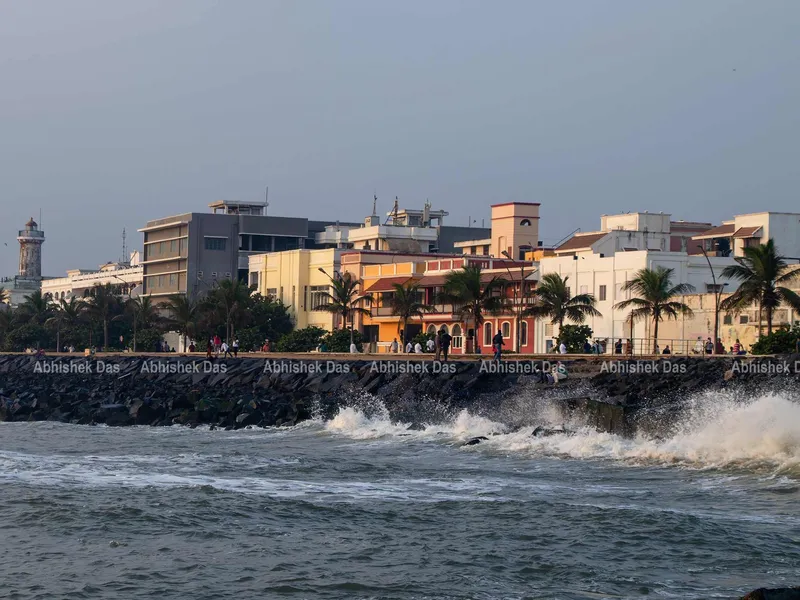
1, 0, 798, 276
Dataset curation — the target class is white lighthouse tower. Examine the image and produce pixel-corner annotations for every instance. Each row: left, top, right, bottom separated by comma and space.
17, 217, 45, 280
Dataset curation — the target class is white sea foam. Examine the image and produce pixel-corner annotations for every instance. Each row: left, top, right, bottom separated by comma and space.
322, 392, 800, 476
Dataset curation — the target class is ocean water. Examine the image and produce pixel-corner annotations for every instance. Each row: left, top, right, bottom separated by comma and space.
1, 391, 799, 600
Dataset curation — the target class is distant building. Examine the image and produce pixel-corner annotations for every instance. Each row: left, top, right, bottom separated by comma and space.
139, 200, 312, 299
1, 218, 47, 307
454, 202, 541, 260
692, 211, 800, 258
313, 200, 490, 254
41, 251, 143, 301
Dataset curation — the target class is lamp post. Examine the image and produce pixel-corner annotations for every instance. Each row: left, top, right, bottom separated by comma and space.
500, 251, 530, 353
700, 244, 729, 354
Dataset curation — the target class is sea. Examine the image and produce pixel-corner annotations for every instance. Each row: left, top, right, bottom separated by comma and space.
1, 390, 799, 600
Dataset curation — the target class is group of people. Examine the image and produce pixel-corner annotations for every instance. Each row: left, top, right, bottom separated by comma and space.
388, 327, 455, 360
203, 335, 240, 359
693, 336, 747, 356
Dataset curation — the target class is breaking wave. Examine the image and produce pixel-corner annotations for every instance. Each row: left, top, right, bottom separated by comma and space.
322, 392, 800, 477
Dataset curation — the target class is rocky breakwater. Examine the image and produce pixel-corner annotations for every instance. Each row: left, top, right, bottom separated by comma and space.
0, 355, 594, 430
1, 354, 799, 434
588, 355, 800, 436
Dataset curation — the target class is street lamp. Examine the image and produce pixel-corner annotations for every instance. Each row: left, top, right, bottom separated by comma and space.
500, 250, 531, 353
699, 244, 729, 354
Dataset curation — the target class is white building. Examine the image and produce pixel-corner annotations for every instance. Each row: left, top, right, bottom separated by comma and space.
41, 251, 143, 301
692, 211, 800, 258
536, 212, 737, 353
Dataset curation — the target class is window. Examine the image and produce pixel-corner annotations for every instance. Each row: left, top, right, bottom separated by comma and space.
599, 285, 607, 301
309, 285, 329, 310
266, 288, 277, 298
427, 324, 437, 335
180, 238, 188, 253
169, 274, 177, 286
159, 241, 166, 254
170, 240, 177, 253
739, 315, 749, 324
520, 219, 531, 226
520, 321, 528, 346
502, 321, 511, 338
484, 322, 492, 344
544, 323, 553, 337
204, 237, 227, 251
723, 314, 732, 325
441, 324, 449, 334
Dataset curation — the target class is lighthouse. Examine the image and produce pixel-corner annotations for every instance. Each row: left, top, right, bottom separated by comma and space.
17, 217, 45, 280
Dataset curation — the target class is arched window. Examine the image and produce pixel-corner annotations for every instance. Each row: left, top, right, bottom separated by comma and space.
502, 321, 511, 338
520, 321, 528, 347
452, 324, 462, 337
520, 219, 531, 226
427, 324, 436, 335
440, 324, 449, 334
483, 322, 492, 345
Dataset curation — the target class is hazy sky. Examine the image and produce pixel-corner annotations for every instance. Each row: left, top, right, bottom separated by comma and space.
1, 0, 798, 276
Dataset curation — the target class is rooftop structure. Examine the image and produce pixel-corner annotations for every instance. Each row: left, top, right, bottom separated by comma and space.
692, 211, 800, 258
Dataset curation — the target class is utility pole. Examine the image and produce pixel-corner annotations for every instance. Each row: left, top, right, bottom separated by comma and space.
700, 243, 728, 354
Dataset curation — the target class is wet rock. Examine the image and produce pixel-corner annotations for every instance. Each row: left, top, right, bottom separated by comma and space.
463, 436, 489, 446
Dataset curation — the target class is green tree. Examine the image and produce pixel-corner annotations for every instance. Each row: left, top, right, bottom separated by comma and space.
324, 328, 364, 352
438, 265, 507, 349
720, 239, 800, 337
614, 267, 694, 354
163, 294, 199, 351
125, 295, 162, 352
45, 297, 87, 352
208, 278, 253, 342
249, 294, 293, 343
388, 282, 433, 348
523, 273, 601, 335
17, 290, 52, 325
275, 326, 327, 352
84, 283, 123, 350
313, 271, 372, 345
750, 324, 800, 355
3, 323, 52, 352
557, 324, 593, 353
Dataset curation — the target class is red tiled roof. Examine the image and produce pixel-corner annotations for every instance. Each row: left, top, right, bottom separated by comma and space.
364, 276, 417, 292
691, 223, 735, 240
732, 226, 762, 239
555, 232, 608, 252
417, 274, 449, 287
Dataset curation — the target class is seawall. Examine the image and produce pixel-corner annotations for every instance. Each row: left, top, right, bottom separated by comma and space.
1, 354, 799, 435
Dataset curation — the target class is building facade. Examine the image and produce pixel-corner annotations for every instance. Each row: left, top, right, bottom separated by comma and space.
41, 251, 143, 301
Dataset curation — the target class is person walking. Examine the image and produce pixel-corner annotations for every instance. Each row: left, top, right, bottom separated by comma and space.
405, 341, 413, 353
492, 330, 504, 362
440, 328, 452, 361
614, 339, 622, 354
559, 340, 567, 354
232, 338, 239, 358
705, 337, 714, 355
213, 335, 221, 356
221, 340, 232, 358
390, 338, 399, 353
414, 341, 423, 354
433, 330, 441, 360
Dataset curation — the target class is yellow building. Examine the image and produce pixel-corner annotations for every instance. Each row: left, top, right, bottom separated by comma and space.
248, 248, 342, 330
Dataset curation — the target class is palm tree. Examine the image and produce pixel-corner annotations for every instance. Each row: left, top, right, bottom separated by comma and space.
164, 294, 198, 351
438, 265, 507, 350
45, 297, 87, 352
388, 282, 434, 348
84, 283, 122, 351
614, 267, 695, 354
208, 278, 252, 342
720, 239, 800, 336
17, 290, 52, 325
523, 273, 602, 338
313, 271, 373, 345
126, 295, 161, 352
0, 287, 8, 304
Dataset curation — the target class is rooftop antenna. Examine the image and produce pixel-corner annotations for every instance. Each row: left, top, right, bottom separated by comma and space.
121, 228, 127, 263
265, 186, 269, 216
372, 193, 378, 216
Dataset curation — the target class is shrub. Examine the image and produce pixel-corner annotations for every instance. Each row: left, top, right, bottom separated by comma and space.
323, 328, 363, 353
2, 323, 52, 352
234, 327, 264, 352
558, 324, 593, 353
750, 324, 800, 355
136, 328, 165, 352
275, 326, 327, 352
